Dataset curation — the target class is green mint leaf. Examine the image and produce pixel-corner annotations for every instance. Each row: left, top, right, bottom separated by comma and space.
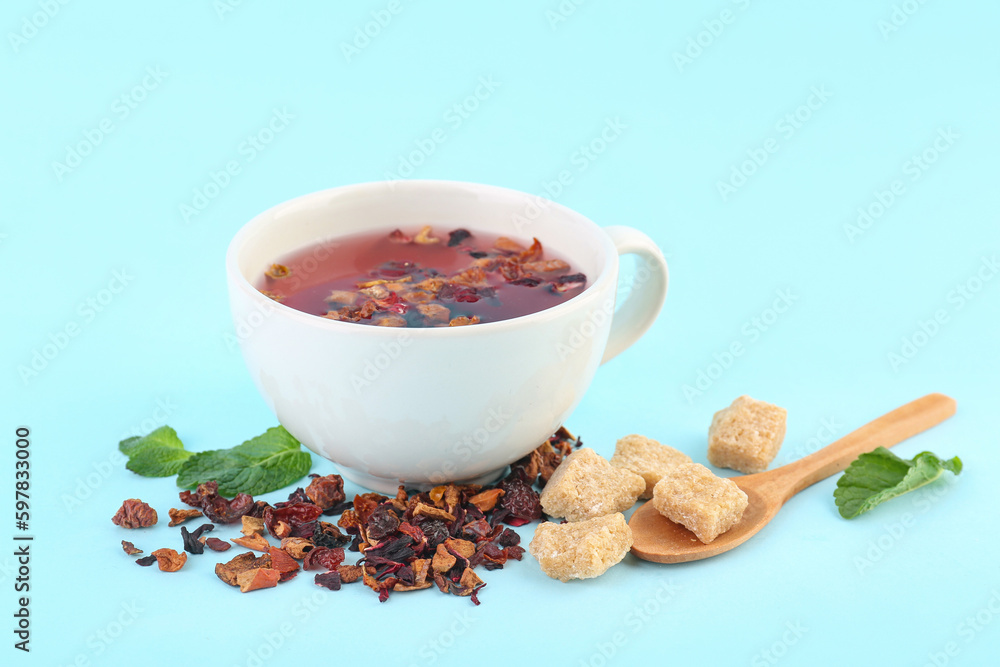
834, 447, 962, 519
176, 426, 312, 496
119, 426, 193, 477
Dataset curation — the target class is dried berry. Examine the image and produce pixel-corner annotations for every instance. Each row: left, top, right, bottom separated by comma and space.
179, 482, 254, 524
305, 474, 346, 510
112, 499, 158, 528
204, 538, 231, 552
366, 505, 401, 541
167, 508, 203, 527
121, 541, 142, 556
151, 548, 187, 572
495, 473, 542, 526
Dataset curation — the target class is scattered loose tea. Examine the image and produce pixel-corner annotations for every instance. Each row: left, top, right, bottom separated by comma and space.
121, 541, 142, 556
112, 499, 158, 528
167, 507, 204, 527
151, 548, 187, 572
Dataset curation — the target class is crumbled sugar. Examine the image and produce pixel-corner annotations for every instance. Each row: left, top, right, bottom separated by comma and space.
529, 513, 633, 582
708, 395, 787, 473
539, 448, 646, 522
651, 463, 748, 544
609, 434, 692, 499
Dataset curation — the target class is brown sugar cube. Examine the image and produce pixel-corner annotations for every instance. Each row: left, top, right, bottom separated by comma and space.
651, 463, 748, 544
539, 448, 645, 522
528, 513, 633, 582
609, 435, 692, 499
708, 395, 787, 473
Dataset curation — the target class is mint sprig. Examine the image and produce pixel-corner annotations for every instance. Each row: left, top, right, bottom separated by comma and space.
119, 425, 312, 496
175, 426, 312, 496
834, 447, 962, 519
119, 426, 192, 477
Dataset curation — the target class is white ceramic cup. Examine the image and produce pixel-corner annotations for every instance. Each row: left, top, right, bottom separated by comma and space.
226, 180, 668, 493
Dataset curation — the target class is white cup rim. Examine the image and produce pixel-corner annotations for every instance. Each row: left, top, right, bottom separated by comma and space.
225, 179, 619, 336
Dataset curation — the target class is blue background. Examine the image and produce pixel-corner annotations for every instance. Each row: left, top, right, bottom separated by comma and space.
3, 2, 998, 665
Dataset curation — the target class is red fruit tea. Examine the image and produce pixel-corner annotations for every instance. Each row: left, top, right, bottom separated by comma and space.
255, 227, 587, 327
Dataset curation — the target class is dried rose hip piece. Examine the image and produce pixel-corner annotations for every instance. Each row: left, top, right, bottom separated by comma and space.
151, 548, 187, 572
204, 537, 231, 552
265, 502, 323, 539
303, 547, 346, 572
121, 541, 142, 556
179, 482, 254, 524
112, 499, 158, 528
305, 473, 346, 510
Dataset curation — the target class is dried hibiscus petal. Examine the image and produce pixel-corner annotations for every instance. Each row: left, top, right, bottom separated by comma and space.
551, 273, 587, 293
315, 571, 342, 590
135, 555, 157, 567
181, 523, 215, 554
121, 540, 142, 556
167, 508, 203, 527
112, 499, 157, 528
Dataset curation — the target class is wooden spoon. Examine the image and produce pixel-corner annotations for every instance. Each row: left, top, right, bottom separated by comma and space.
629, 393, 957, 563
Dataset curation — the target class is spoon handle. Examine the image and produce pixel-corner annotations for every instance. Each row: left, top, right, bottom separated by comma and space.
758, 393, 957, 502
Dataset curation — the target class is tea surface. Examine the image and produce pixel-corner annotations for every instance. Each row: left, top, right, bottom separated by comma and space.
256, 227, 587, 327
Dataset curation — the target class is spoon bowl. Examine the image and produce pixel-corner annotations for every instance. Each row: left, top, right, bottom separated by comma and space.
630, 393, 957, 563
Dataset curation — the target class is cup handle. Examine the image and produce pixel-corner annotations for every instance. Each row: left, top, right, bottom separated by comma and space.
600, 226, 669, 364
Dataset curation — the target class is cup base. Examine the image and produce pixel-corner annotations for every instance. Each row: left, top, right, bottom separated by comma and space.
335, 465, 508, 494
